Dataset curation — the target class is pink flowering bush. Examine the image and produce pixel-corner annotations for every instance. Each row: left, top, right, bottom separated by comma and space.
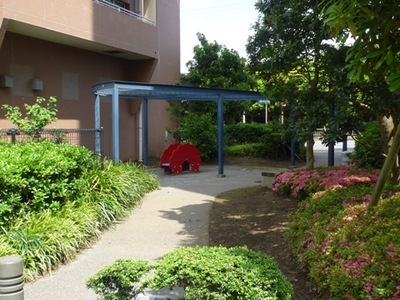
287, 185, 400, 299
272, 165, 380, 200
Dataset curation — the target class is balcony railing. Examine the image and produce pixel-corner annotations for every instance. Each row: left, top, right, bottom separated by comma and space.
93, 0, 155, 25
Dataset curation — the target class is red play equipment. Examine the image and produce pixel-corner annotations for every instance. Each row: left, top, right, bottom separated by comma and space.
159, 142, 202, 174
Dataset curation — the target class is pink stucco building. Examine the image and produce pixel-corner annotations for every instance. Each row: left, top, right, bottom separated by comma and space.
0, 0, 180, 160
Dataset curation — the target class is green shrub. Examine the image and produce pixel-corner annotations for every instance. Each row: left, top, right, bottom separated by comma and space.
224, 122, 270, 145
87, 246, 293, 300
0, 142, 95, 228
224, 122, 291, 159
86, 259, 150, 300
287, 185, 400, 299
224, 143, 268, 157
352, 121, 385, 168
2, 96, 58, 140
173, 112, 217, 160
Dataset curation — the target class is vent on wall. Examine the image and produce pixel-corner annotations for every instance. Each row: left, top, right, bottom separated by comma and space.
0, 75, 13, 88
32, 79, 44, 91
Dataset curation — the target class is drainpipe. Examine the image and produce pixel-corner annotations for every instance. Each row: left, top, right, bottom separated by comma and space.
138, 100, 143, 162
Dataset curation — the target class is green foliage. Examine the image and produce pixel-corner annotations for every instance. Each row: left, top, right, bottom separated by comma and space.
224, 122, 270, 145
81, 160, 159, 228
150, 246, 292, 300
352, 122, 385, 169
175, 33, 257, 125
247, 0, 361, 169
0, 143, 158, 280
224, 122, 290, 159
173, 112, 217, 160
86, 259, 150, 300
184, 33, 255, 91
224, 143, 268, 157
287, 185, 400, 299
1, 201, 100, 280
0, 142, 94, 228
2, 96, 58, 140
323, 0, 400, 92
87, 246, 293, 300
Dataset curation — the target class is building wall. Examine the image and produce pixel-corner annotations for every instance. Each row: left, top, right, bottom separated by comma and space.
0, 0, 180, 161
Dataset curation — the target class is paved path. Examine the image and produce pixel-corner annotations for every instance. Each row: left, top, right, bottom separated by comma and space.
24, 164, 265, 300
314, 138, 355, 167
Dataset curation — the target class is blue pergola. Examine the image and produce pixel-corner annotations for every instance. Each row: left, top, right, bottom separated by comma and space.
92, 81, 266, 176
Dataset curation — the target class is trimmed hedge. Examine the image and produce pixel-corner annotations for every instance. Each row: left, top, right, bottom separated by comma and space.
87, 246, 293, 300
224, 122, 291, 159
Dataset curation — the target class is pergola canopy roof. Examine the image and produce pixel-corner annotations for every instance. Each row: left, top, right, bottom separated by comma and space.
92, 81, 266, 101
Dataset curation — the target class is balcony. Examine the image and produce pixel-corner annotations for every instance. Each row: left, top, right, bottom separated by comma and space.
93, 0, 155, 25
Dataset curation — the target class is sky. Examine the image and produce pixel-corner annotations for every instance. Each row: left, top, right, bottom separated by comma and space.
180, 0, 259, 73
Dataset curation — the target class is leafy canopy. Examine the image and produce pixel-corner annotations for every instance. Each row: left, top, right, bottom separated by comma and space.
174, 33, 256, 125
247, 0, 359, 168
323, 0, 400, 92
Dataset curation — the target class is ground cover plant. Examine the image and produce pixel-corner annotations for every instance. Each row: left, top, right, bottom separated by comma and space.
87, 246, 293, 300
274, 166, 400, 299
0, 142, 158, 280
272, 164, 380, 200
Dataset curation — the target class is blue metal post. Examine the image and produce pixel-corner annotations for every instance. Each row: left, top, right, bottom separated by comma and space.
94, 94, 101, 158
291, 139, 296, 166
342, 136, 348, 151
112, 87, 119, 161
143, 98, 149, 166
217, 95, 224, 176
328, 142, 334, 166
290, 102, 296, 166
328, 101, 335, 166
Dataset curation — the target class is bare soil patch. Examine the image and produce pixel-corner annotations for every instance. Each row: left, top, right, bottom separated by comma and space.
209, 157, 320, 299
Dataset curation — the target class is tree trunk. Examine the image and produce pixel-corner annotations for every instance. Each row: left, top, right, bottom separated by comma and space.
305, 135, 315, 169
378, 115, 400, 184
369, 121, 400, 209
390, 116, 400, 184
378, 115, 393, 155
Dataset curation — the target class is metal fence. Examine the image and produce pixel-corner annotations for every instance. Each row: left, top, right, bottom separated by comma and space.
0, 128, 103, 158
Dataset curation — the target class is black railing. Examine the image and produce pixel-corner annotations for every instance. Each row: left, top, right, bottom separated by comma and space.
0, 128, 103, 159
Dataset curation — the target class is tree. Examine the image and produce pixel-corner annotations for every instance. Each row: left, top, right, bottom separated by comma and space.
322, 0, 400, 207
173, 33, 256, 125
323, 0, 400, 92
247, 0, 355, 169
2, 96, 58, 140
